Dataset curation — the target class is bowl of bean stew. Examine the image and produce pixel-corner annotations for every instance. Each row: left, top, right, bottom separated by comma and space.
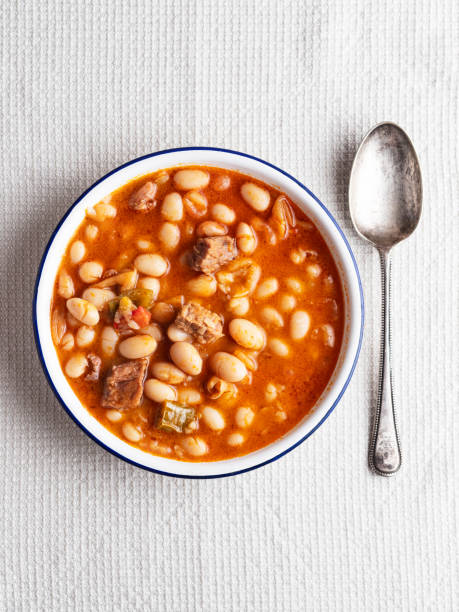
34, 147, 363, 478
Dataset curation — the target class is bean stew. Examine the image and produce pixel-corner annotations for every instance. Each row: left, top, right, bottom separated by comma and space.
51, 167, 344, 461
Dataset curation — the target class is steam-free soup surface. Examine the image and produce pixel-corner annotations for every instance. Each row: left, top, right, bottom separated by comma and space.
51, 166, 343, 461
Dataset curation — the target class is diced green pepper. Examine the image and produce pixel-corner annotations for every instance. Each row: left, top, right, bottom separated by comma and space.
106, 288, 156, 319
122, 288, 156, 309
156, 401, 196, 433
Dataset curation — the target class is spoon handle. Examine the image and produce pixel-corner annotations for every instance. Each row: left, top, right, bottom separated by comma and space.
370, 250, 402, 476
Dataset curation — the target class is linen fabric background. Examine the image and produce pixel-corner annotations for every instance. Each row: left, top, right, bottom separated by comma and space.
0, 1, 458, 610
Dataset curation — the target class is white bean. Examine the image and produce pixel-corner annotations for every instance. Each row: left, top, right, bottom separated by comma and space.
180, 436, 208, 456
135, 277, 159, 298
65, 354, 88, 378
66, 298, 100, 326
183, 190, 207, 218
235, 406, 255, 428
206, 376, 236, 400
51, 307, 67, 345
201, 406, 225, 431
210, 352, 247, 383
233, 348, 258, 372
106, 409, 123, 423
76, 326, 96, 347
251, 216, 277, 245
265, 383, 278, 402
236, 222, 257, 254
134, 254, 168, 277
177, 388, 203, 405
290, 310, 311, 340
85, 224, 99, 241
66, 313, 79, 327
268, 338, 290, 357
87, 202, 117, 222
61, 332, 74, 351
119, 335, 157, 359
260, 306, 284, 328
255, 277, 279, 299
122, 422, 142, 442
142, 323, 163, 342
229, 318, 265, 350
155, 170, 169, 185
82, 288, 116, 310
285, 277, 305, 294
170, 342, 202, 376
58, 270, 75, 298
307, 264, 322, 279
70, 240, 86, 264
173, 169, 210, 191
137, 238, 154, 250
227, 432, 245, 446
279, 294, 296, 312
187, 274, 217, 297
151, 302, 175, 324
321, 324, 335, 347
79, 261, 103, 284
167, 324, 191, 343
144, 379, 177, 403
161, 192, 184, 221
97, 202, 117, 219
212, 175, 231, 191
228, 297, 250, 316
151, 362, 186, 384
240, 182, 270, 212
158, 222, 180, 250
290, 248, 306, 265
211, 203, 235, 224
196, 221, 227, 237
101, 326, 119, 356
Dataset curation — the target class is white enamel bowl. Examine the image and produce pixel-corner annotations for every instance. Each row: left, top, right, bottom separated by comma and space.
34, 147, 364, 478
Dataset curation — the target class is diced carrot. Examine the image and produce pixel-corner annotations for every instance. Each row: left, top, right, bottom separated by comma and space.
132, 306, 151, 328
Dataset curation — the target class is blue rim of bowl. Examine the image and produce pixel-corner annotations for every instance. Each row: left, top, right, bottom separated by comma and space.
33, 146, 364, 479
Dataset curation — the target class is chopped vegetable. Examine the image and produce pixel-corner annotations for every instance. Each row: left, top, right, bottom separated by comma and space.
112, 296, 137, 331
122, 288, 156, 309
107, 288, 156, 319
119, 295, 134, 313
132, 306, 151, 328
156, 401, 196, 433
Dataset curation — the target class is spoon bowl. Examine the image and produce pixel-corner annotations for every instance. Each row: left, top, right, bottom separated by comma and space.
349, 122, 422, 475
349, 122, 422, 250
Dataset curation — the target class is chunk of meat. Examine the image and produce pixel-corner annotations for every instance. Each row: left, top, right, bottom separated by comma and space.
129, 181, 157, 212
85, 353, 102, 381
189, 236, 237, 274
102, 358, 148, 410
175, 303, 223, 344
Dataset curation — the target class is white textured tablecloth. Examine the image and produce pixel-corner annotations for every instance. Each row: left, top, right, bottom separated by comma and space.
1, 1, 458, 610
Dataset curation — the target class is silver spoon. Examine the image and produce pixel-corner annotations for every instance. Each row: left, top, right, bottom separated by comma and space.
349, 122, 422, 476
